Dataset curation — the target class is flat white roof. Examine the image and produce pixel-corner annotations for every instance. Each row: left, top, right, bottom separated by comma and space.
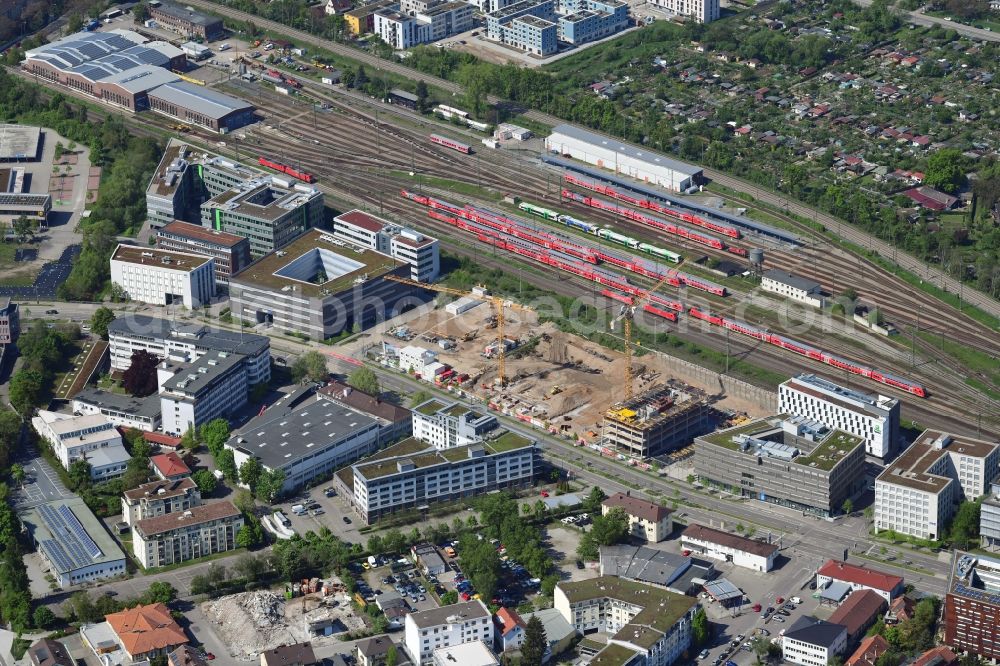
547, 124, 702, 178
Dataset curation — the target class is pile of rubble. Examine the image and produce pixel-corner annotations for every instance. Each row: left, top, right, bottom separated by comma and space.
202, 591, 297, 659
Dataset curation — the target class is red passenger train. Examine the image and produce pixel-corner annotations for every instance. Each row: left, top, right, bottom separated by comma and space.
430, 134, 472, 154
257, 156, 315, 183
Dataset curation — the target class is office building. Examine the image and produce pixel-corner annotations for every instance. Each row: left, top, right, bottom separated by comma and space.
545, 124, 702, 192
693, 417, 866, 517
226, 386, 383, 495
980, 478, 1000, 549
31, 410, 130, 480
649, 0, 717, 21
103, 603, 188, 662
874, 430, 999, 540
72, 388, 162, 432
816, 560, 904, 602
23, 497, 128, 587
761, 269, 824, 308
433, 642, 498, 666
601, 492, 673, 542
333, 210, 440, 282
554, 576, 698, 666
827, 590, 886, 648
318, 380, 413, 445
148, 2, 225, 39
602, 383, 710, 458
107, 315, 271, 386
404, 600, 493, 664
781, 617, 847, 666
157, 349, 250, 435
200, 178, 324, 256
680, 523, 778, 572
374, 0, 474, 49
27, 639, 73, 666
946, 553, 1000, 661
339, 431, 536, 524
109, 245, 216, 309
156, 220, 252, 286
229, 229, 423, 340
412, 398, 499, 449
779, 374, 899, 459
0, 297, 19, 344
122, 477, 202, 526
132, 501, 243, 568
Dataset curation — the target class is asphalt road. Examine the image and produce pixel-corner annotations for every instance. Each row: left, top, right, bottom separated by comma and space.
853, 0, 1000, 42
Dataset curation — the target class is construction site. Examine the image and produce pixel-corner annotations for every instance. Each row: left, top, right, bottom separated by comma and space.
372, 294, 768, 459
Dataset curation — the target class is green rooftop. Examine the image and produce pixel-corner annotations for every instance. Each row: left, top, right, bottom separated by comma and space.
415, 399, 447, 416
793, 430, 864, 471
348, 433, 534, 481
701, 418, 776, 450
558, 576, 696, 636
590, 643, 642, 666
445, 403, 473, 418
488, 430, 534, 453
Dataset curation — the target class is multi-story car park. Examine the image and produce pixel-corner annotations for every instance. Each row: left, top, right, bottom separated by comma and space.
779, 374, 899, 459
946, 553, 1000, 661
107, 315, 271, 387
122, 478, 202, 526
148, 2, 225, 40
109, 245, 215, 309
680, 523, 778, 572
649, 0, 718, 22
157, 349, 252, 435
333, 210, 440, 282
693, 417, 866, 517
874, 430, 999, 541
412, 399, 499, 450
131, 501, 243, 568
553, 577, 698, 666
226, 385, 384, 495
229, 229, 423, 341
545, 124, 702, 192
338, 431, 536, 524
156, 220, 252, 287
403, 600, 494, 665
72, 388, 162, 432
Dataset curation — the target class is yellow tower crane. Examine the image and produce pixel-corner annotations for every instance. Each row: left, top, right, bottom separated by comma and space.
611, 271, 675, 401
384, 276, 533, 387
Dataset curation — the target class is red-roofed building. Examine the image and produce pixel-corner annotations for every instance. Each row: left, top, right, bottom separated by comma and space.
602, 492, 673, 542
816, 560, 904, 602
494, 607, 526, 652
151, 452, 191, 481
846, 635, 889, 666
912, 646, 958, 666
903, 186, 958, 211
827, 590, 887, 646
886, 595, 914, 624
332, 209, 439, 282
156, 220, 252, 287
144, 431, 183, 449
104, 603, 187, 662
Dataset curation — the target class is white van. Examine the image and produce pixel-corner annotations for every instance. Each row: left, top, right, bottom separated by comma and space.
219, 43, 231, 51
292, 504, 306, 515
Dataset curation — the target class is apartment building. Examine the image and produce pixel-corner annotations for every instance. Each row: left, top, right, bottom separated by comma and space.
0, 297, 19, 344
107, 315, 271, 386
779, 374, 899, 459
156, 220, 252, 286
601, 492, 673, 542
680, 523, 778, 572
31, 411, 130, 480
874, 430, 999, 540
781, 618, 847, 666
487, 0, 557, 54
71, 388, 162, 432
759, 269, 824, 308
815, 560, 904, 603
333, 210, 440, 282
132, 501, 243, 568
122, 477, 202, 526
340, 432, 536, 524
554, 577, 698, 666
556, 0, 627, 43
649, 0, 717, 21
693, 417, 866, 517
110, 245, 215, 308
403, 600, 493, 664
373, 0, 474, 49
157, 349, 250, 435
980, 479, 1000, 549
412, 398, 499, 449
946, 553, 1000, 660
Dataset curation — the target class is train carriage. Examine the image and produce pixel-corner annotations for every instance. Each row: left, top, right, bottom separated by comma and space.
430, 134, 472, 154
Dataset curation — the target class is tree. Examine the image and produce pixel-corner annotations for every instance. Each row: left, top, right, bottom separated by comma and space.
842, 498, 853, 516
924, 148, 966, 194
590, 507, 630, 546
409, 390, 433, 407
122, 350, 159, 396
200, 418, 230, 456
89, 306, 115, 340
33, 605, 56, 629
950, 500, 981, 551
9, 369, 45, 415
12, 215, 32, 243
415, 80, 429, 113
583, 486, 607, 512
386, 645, 399, 666
691, 607, 709, 647
290, 350, 328, 383
144, 582, 177, 604
10, 463, 24, 488
239, 457, 264, 492
67, 14, 84, 32
521, 615, 547, 666
193, 469, 218, 494
348, 366, 380, 395
441, 590, 458, 605
236, 524, 255, 548
217, 448, 238, 483
68, 460, 92, 491
180, 425, 198, 450
133, 2, 150, 23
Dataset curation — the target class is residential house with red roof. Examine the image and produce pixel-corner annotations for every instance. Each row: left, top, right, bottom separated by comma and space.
845, 635, 890, 666
601, 493, 673, 543
816, 560, 904, 602
912, 646, 958, 666
105, 603, 187, 662
151, 452, 192, 481
494, 607, 527, 653
827, 590, 887, 647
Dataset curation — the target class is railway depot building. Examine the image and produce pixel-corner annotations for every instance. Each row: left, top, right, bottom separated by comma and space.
760, 269, 825, 308
946, 553, 1000, 660
229, 229, 424, 340
545, 124, 702, 192
156, 220, 252, 287
333, 209, 440, 282
148, 1, 225, 40
874, 430, 999, 541
693, 417, 866, 517
148, 81, 255, 134
110, 245, 216, 309
779, 374, 900, 459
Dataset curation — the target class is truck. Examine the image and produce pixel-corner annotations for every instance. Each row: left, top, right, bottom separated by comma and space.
274, 511, 291, 528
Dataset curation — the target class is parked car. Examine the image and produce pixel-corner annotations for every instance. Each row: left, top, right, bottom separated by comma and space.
772, 616, 785, 623
324, 487, 336, 497
752, 603, 762, 613
311, 508, 325, 516
343, 516, 352, 524
698, 650, 709, 661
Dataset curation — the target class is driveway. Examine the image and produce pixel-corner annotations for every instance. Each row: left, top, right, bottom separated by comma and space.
10, 446, 75, 510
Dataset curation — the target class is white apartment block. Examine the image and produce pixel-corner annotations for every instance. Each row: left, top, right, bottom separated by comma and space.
31, 411, 130, 481
333, 210, 440, 282
779, 374, 900, 459
875, 430, 999, 540
759, 269, 824, 308
781, 618, 847, 666
121, 478, 202, 527
132, 501, 243, 568
412, 398, 499, 450
399, 345, 439, 376
553, 577, 698, 666
110, 245, 216, 309
157, 350, 250, 435
404, 600, 494, 664
649, 0, 716, 21
374, 1, 473, 49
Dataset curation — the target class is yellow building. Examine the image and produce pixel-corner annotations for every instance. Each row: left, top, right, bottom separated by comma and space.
345, 0, 396, 34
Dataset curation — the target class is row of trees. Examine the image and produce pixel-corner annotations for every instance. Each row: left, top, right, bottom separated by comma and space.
64, 582, 178, 624
9, 320, 80, 416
